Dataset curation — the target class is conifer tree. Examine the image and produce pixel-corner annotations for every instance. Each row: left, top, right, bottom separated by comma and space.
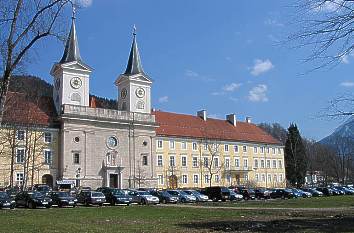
284, 123, 307, 188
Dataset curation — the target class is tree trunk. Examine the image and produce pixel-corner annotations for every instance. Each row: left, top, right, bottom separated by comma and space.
10, 131, 15, 187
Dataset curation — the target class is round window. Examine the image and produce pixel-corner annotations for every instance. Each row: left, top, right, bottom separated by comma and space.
107, 136, 118, 148
74, 137, 80, 143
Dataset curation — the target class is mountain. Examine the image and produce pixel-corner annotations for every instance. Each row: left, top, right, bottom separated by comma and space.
6, 75, 118, 109
319, 116, 354, 147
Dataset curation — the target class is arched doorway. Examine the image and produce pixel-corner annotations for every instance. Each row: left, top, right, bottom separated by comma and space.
42, 174, 53, 187
168, 175, 178, 189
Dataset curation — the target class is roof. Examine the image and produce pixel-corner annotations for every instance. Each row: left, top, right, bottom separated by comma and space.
153, 111, 281, 145
60, 18, 83, 65
2, 92, 57, 127
124, 29, 145, 76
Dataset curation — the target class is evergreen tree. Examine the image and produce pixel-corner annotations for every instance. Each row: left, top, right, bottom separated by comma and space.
284, 123, 307, 188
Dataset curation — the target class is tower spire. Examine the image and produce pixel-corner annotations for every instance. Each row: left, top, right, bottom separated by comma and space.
124, 25, 145, 75
60, 3, 82, 64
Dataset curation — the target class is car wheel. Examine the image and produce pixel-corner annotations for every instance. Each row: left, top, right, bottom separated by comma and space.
181, 198, 186, 203
98, 203, 103, 207
110, 200, 115, 206
162, 199, 166, 204
142, 199, 146, 205
85, 201, 89, 207
28, 202, 35, 209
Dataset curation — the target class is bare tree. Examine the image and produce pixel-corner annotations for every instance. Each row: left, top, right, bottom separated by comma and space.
0, 0, 72, 119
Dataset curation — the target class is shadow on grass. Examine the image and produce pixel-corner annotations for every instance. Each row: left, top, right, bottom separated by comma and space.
177, 216, 354, 232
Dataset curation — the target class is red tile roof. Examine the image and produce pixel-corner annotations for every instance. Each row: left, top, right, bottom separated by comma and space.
2, 92, 57, 127
153, 111, 281, 145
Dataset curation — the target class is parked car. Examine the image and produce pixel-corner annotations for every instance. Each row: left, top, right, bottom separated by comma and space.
149, 190, 179, 204
15, 191, 52, 209
0, 191, 15, 209
126, 190, 159, 205
229, 189, 243, 201
166, 190, 196, 203
302, 188, 323, 197
270, 189, 295, 199
291, 189, 303, 198
331, 187, 345, 195
6, 187, 19, 199
77, 191, 106, 206
295, 189, 312, 198
50, 191, 77, 207
32, 184, 52, 196
254, 188, 271, 199
96, 187, 132, 205
204, 186, 231, 202
239, 188, 256, 200
335, 186, 354, 195
316, 187, 333, 196
183, 190, 209, 202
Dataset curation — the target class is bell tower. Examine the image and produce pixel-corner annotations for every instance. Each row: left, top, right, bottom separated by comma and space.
115, 26, 152, 114
50, 7, 92, 114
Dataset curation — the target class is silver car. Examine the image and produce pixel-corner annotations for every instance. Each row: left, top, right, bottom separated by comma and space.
127, 190, 159, 205
183, 190, 209, 202
167, 190, 197, 203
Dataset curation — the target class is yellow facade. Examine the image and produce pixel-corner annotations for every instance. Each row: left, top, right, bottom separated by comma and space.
0, 125, 59, 188
155, 137, 286, 189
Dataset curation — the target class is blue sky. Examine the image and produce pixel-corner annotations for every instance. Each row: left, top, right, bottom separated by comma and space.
26, 0, 354, 140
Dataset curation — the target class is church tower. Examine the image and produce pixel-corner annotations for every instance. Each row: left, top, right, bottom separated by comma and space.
50, 10, 92, 114
115, 27, 152, 114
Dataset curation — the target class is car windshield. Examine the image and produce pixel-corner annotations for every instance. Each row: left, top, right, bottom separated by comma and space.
91, 192, 105, 198
57, 192, 70, 197
138, 191, 150, 195
0, 192, 9, 199
31, 192, 44, 198
167, 190, 179, 196
178, 191, 188, 195
112, 189, 125, 195
184, 191, 192, 195
221, 187, 229, 192
36, 186, 50, 192
190, 190, 201, 195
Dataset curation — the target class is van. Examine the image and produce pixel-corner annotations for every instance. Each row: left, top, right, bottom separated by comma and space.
204, 186, 230, 201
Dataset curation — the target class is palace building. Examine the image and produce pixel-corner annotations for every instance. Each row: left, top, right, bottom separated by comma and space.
0, 16, 285, 190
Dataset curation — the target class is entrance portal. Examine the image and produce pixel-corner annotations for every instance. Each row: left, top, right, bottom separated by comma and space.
42, 174, 53, 187
109, 174, 118, 188
168, 175, 178, 189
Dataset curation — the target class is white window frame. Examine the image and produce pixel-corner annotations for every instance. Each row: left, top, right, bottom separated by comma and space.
16, 130, 25, 141
157, 155, 163, 167
266, 159, 271, 168
224, 144, 229, 152
234, 145, 239, 153
192, 157, 198, 168
73, 152, 80, 164
44, 149, 53, 165
169, 140, 175, 150
192, 142, 198, 151
157, 140, 163, 149
260, 147, 264, 153
243, 158, 248, 169
255, 173, 259, 182
261, 174, 265, 182
193, 174, 199, 184
253, 146, 258, 154
16, 148, 25, 164
242, 145, 247, 153
235, 158, 240, 167
214, 157, 219, 168
278, 148, 282, 154
203, 157, 209, 168
215, 175, 219, 183
278, 160, 283, 168
261, 159, 265, 168
268, 174, 272, 183
204, 174, 209, 184
272, 148, 276, 154
16, 172, 24, 185
181, 156, 187, 167
169, 155, 175, 167
181, 141, 187, 150
254, 159, 259, 168
158, 174, 164, 185
225, 158, 230, 169
272, 159, 277, 169
44, 132, 52, 143
182, 175, 188, 184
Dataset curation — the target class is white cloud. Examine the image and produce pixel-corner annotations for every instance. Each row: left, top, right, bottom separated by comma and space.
211, 92, 225, 96
248, 84, 268, 102
340, 55, 350, 64
229, 97, 239, 102
208, 114, 221, 119
250, 59, 274, 76
75, 0, 93, 7
264, 19, 284, 27
185, 70, 214, 82
340, 82, 354, 87
223, 83, 242, 92
158, 96, 169, 103
313, 0, 344, 12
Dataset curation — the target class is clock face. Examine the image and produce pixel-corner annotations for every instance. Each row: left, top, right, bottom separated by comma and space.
70, 77, 82, 89
121, 88, 127, 99
107, 136, 118, 148
135, 88, 145, 98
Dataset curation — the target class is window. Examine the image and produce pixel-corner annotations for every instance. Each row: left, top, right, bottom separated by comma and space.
274, 174, 277, 182
225, 158, 230, 168
192, 157, 198, 167
181, 156, 187, 167
272, 148, 276, 154
214, 157, 219, 168
44, 132, 52, 143
261, 159, 265, 168
242, 145, 247, 152
235, 158, 240, 167
254, 159, 259, 168
266, 147, 270, 154
243, 159, 248, 168
16, 173, 24, 185
158, 175, 164, 185
261, 174, 265, 182
17, 130, 25, 140
266, 160, 271, 168
279, 174, 283, 182
157, 140, 163, 149
73, 153, 80, 164
192, 142, 197, 151
278, 148, 282, 154
169, 156, 175, 167
193, 174, 199, 184
203, 157, 208, 168
182, 175, 188, 184
169, 140, 175, 149
224, 144, 229, 152
234, 145, 239, 153
16, 148, 25, 163
244, 174, 248, 181
44, 150, 52, 165
136, 101, 145, 110
226, 175, 231, 183
254, 147, 258, 153
260, 147, 264, 153
204, 175, 209, 184
215, 175, 219, 183
203, 143, 208, 150
157, 155, 163, 166
71, 93, 81, 102
255, 173, 259, 181
272, 160, 277, 168
278, 160, 282, 168
268, 174, 272, 183
181, 141, 187, 150
142, 155, 148, 166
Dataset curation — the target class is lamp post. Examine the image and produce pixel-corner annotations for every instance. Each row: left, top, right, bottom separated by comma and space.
75, 167, 81, 187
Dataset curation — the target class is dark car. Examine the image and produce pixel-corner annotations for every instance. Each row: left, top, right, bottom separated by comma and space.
15, 191, 52, 209
6, 187, 19, 199
270, 189, 295, 199
77, 191, 106, 206
302, 188, 323, 197
316, 187, 333, 196
254, 188, 271, 199
149, 190, 179, 204
97, 187, 132, 205
239, 188, 256, 200
335, 186, 354, 195
50, 191, 77, 207
204, 186, 230, 202
229, 189, 243, 201
32, 184, 52, 195
0, 191, 15, 209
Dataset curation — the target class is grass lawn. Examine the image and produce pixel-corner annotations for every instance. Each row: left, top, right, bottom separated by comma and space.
197, 195, 354, 208
0, 196, 353, 233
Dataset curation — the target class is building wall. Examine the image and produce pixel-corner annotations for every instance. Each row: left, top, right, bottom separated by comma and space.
155, 136, 286, 189
0, 126, 59, 188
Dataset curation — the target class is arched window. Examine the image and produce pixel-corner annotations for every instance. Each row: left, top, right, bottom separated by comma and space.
136, 101, 145, 110
71, 93, 81, 103
121, 102, 127, 111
